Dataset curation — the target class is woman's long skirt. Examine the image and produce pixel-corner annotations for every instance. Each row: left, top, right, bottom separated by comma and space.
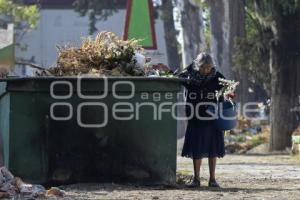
181, 118, 225, 159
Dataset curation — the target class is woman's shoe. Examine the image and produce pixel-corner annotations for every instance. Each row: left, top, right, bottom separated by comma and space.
188, 177, 200, 188
208, 179, 220, 188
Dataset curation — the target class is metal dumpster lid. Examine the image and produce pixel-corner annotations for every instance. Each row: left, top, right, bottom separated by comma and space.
0, 76, 185, 83
0, 76, 186, 92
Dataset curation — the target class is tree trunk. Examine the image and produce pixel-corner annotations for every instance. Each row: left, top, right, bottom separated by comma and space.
180, 0, 206, 67
270, 2, 300, 150
176, 0, 206, 140
230, 0, 249, 105
209, 0, 229, 76
209, 0, 245, 77
209, 0, 250, 105
161, 0, 181, 71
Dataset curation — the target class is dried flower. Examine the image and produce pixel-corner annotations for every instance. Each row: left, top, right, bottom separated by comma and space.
215, 78, 240, 104
48, 31, 145, 76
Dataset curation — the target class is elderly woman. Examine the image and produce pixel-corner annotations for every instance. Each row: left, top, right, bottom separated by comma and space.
177, 52, 226, 188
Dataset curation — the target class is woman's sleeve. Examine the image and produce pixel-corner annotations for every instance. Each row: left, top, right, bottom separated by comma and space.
175, 64, 193, 78
178, 69, 189, 79
175, 64, 193, 88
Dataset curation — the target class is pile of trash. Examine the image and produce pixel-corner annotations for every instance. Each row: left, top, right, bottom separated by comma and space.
225, 117, 269, 154
0, 167, 65, 198
42, 31, 145, 77
0, 31, 178, 78
32, 31, 176, 78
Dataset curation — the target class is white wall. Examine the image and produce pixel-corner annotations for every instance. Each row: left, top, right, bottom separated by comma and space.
0, 24, 14, 49
16, 9, 168, 71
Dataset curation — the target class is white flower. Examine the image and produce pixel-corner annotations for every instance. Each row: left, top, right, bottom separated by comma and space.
215, 78, 239, 104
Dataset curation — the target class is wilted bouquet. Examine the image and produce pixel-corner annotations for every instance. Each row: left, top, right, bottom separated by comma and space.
215, 78, 239, 104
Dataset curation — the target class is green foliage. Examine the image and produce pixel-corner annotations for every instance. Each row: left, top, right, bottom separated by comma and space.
0, 0, 39, 30
233, 4, 272, 94
252, 0, 299, 35
277, 0, 299, 15
233, 0, 300, 96
249, 134, 267, 147
236, 135, 247, 143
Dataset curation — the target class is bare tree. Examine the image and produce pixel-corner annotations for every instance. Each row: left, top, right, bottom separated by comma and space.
175, 0, 206, 139
160, 0, 181, 71
209, 0, 251, 105
179, 0, 206, 67
209, 0, 246, 79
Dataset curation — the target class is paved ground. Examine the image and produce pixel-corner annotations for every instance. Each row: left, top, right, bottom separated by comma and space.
59, 154, 300, 200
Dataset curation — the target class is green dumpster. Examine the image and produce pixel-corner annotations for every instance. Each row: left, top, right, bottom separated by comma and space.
0, 77, 182, 184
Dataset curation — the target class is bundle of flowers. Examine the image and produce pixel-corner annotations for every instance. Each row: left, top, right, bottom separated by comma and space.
215, 78, 240, 104
48, 31, 145, 76
144, 63, 174, 77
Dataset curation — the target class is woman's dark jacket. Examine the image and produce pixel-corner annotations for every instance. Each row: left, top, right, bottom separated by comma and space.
177, 63, 225, 119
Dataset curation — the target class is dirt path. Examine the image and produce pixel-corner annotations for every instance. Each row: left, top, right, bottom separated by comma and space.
59, 154, 300, 200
